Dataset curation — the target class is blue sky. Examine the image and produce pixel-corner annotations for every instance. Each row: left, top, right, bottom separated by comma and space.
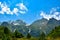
0, 0, 60, 24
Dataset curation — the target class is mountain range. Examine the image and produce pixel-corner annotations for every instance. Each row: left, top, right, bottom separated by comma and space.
0, 18, 60, 37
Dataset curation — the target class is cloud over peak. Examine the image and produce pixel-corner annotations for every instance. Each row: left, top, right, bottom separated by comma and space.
40, 7, 60, 20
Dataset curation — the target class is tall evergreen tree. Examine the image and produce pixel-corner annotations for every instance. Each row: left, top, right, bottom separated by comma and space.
27, 33, 31, 39
14, 30, 24, 38
4, 27, 10, 34
39, 32, 46, 40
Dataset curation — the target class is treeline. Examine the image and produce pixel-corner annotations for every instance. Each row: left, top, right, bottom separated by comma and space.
0, 26, 60, 40
46, 26, 60, 40
0, 26, 32, 40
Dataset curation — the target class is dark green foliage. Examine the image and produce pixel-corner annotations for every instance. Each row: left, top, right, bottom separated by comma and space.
0, 26, 5, 38
2, 34, 7, 40
2, 34, 11, 40
27, 33, 31, 39
48, 26, 60, 38
14, 30, 24, 38
7, 36, 11, 40
4, 27, 10, 34
39, 32, 46, 40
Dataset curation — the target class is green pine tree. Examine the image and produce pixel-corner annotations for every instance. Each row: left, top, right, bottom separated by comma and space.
39, 32, 46, 40
14, 30, 24, 38
27, 33, 31, 39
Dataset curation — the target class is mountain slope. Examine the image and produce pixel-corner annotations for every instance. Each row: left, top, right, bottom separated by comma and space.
45, 18, 60, 34
0, 18, 60, 37
29, 18, 60, 36
29, 18, 48, 36
46, 26, 60, 40
1, 20, 28, 35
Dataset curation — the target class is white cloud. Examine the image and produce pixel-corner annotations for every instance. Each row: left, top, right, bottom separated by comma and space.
16, 3, 28, 14
12, 8, 19, 15
53, 12, 60, 20
40, 8, 60, 20
19, 11, 26, 14
0, 2, 28, 15
50, 7, 60, 14
50, 8, 57, 14
40, 11, 53, 20
16, 3, 28, 11
0, 2, 13, 15
54, 12, 60, 15
0, 11, 4, 14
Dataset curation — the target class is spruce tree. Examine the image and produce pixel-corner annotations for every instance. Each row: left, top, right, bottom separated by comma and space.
27, 33, 31, 39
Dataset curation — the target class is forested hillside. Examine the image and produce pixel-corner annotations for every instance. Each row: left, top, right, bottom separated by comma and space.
0, 25, 60, 40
